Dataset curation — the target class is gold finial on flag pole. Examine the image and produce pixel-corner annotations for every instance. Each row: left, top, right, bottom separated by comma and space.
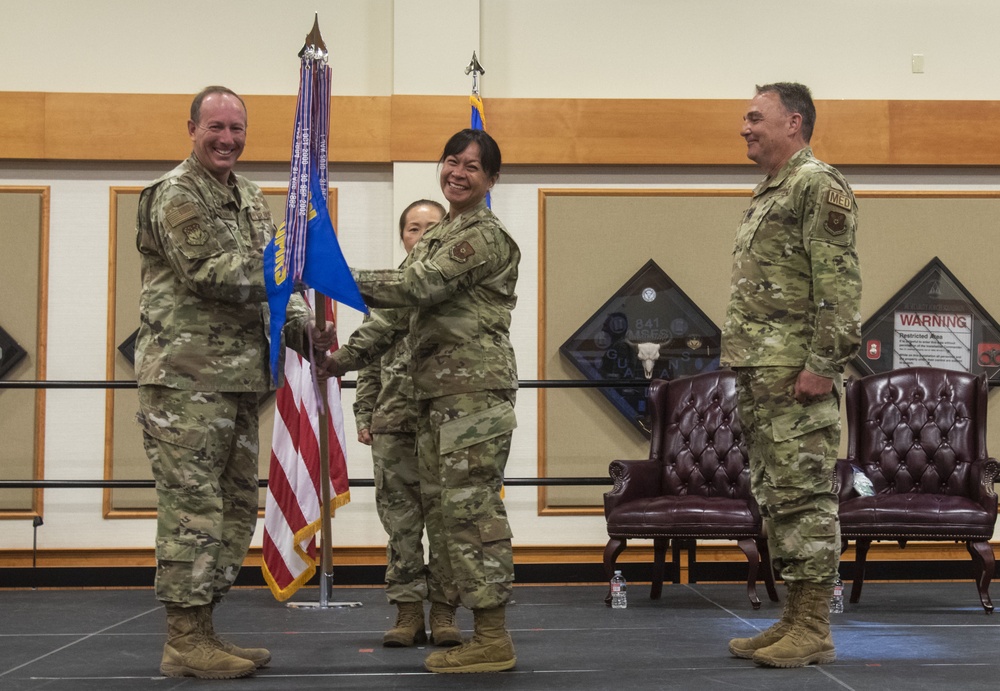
465, 51, 485, 96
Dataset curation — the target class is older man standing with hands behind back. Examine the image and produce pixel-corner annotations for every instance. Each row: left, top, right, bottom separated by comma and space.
722, 82, 862, 668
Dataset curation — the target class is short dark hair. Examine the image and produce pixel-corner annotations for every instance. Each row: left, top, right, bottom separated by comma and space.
190, 86, 247, 125
398, 199, 446, 237
438, 129, 502, 179
756, 82, 815, 143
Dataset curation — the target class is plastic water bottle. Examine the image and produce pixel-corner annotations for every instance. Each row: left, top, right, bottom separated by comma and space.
829, 576, 844, 614
610, 570, 628, 609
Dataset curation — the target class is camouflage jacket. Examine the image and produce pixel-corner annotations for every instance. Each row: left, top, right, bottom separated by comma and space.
353, 310, 418, 435
721, 147, 862, 378
135, 154, 310, 392
352, 200, 519, 399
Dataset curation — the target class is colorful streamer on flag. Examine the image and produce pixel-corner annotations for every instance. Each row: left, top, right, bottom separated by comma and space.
263, 40, 367, 381
262, 293, 350, 601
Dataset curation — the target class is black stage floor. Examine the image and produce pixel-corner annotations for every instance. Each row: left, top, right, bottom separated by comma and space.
1, 581, 998, 690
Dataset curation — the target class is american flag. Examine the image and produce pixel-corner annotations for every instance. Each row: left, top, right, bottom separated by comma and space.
262, 292, 350, 601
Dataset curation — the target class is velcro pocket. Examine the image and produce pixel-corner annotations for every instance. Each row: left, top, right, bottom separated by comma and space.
156, 536, 199, 563
771, 398, 839, 443
439, 401, 517, 455
479, 516, 513, 543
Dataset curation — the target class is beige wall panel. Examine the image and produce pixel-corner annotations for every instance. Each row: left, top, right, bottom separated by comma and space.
107, 188, 336, 515
0, 189, 48, 514
540, 190, 1000, 512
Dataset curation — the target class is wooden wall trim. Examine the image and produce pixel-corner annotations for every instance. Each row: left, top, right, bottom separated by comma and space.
1, 92, 997, 165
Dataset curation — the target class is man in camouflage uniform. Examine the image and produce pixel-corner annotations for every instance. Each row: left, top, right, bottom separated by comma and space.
721, 83, 862, 668
322, 129, 519, 674
135, 86, 326, 679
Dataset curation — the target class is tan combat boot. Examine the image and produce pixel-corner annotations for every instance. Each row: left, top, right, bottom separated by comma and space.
424, 605, 515, 673
729, 581, 803, 659
752, 582, 836, 668
383, 601, 428, 647
198, 603, 272, 668
160, 604, 256, 679
428, 602, 463, 647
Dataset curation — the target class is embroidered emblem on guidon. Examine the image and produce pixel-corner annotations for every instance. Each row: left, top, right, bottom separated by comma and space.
451, 241, 476, 262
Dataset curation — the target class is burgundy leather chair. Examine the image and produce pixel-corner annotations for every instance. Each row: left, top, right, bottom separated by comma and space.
837, 367, 999, 612
603, 370, 778, 608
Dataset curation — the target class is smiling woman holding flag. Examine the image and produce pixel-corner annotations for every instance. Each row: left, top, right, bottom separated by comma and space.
322, 128, 520, 674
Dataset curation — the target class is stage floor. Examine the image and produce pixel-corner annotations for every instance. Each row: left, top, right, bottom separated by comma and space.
1, 581, 998, 690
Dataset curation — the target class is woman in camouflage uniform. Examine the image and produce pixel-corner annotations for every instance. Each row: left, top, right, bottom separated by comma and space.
324, 129, 520, 674
352, 200, 461, 648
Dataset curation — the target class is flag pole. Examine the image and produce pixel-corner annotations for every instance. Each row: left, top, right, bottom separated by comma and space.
284, 14, 360, 610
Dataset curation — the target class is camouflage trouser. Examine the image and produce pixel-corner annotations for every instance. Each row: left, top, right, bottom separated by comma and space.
416, 390, 517, 611
734, 367, 841, 586
137, 386, 260, 606
372, 431, 439, 604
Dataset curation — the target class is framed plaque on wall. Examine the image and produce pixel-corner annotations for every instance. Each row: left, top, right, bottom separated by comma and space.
559, 259, 721, 437
853, 256, 1000, 385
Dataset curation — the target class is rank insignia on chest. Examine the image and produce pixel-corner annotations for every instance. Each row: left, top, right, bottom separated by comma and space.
183, 222, 209, 246
451, 241, 476, 262
824, 211, 847, 235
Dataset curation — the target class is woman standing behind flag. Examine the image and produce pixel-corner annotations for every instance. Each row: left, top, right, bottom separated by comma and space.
322, 129, 520, 674
349, 199, 463, 648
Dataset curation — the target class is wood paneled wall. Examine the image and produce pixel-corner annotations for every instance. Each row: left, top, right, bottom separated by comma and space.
2, 92, 998, 166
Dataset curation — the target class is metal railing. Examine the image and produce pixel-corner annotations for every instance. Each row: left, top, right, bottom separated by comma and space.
0, 378, 653, 491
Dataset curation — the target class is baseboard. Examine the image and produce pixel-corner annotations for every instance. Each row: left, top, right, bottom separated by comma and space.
0, 542, 993, 589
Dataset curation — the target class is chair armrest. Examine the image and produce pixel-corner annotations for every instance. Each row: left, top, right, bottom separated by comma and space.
835, 458, 855, 501
603, 459, 660, 516
970, 457, 1000, 514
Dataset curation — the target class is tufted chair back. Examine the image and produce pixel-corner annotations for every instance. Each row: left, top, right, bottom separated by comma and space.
838, 366, 999, 612
602, 369, 777, 609
844, 366, 989, 503
652, 371, 752, 501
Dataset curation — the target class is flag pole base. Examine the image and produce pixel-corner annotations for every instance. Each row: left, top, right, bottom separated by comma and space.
285, 570, 362, 609
286, 600, 362, 609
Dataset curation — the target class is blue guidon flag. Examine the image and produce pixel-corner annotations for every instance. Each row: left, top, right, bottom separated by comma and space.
263, 25, 367, 381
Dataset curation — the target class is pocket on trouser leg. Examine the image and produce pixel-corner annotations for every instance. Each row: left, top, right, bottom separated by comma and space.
439, 400, 517, 456
155, 537, 213, 605
479, 516, 514, 585
770, 398, 840, 443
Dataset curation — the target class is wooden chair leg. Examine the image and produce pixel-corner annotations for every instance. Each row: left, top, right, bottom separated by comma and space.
757, 537, 780, 602
850, 538, 871, 604
967, 540, 995, 614
688, 540, 697, 584
652, 538, 668, 600
736, 538, 762, 609
671, 540, 682, 584
603, 538, 627, 606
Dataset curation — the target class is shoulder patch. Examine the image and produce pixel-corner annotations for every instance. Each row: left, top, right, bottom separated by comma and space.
825, 189, 852, 211
182, 222, 209, 246
823, 211, 848, 236
451, 241, 476, 262
165, 201, 198, 228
